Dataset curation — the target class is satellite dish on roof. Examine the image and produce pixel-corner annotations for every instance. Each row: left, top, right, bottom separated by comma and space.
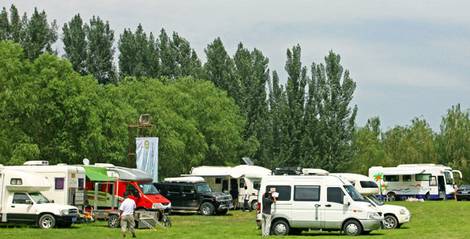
83, 158, 90, 166
242, 157, 254, 166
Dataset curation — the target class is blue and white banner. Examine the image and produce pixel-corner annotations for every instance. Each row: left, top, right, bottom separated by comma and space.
136, 137, 159, 182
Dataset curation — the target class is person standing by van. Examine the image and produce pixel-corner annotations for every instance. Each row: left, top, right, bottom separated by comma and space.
119, 192, 137, 238
243, 186, 251, 212
261, 190, 276, 236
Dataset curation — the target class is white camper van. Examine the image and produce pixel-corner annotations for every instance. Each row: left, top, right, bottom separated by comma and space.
8, 161, 86, 208
189, 165, 271, 210
0, 166, 79, 228
257, 175, 383, 236
332, 173, 411, 229
369, 164, 463, 200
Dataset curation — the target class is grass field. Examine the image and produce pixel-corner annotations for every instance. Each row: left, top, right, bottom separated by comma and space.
1, 201, 469, 239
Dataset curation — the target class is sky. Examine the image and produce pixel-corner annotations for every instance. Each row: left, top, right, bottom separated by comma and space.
5, 0, 470, 131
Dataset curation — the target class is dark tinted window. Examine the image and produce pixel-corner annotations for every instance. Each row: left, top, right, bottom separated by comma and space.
360, 181, 378, 188
416, 174, 431, 181
294, 186, 320, 201
183, 185, 194, 194
55, 177, 65, 190
402, 175, 412, 182
266, 185, 291, 201
78, 178, 84, 190
384, 175, 399, 182
126, 184, 139, 196
327, 187, 344, 204
168, 185, 181, 194
253, 180, 261, 190
13, 193, 30, 204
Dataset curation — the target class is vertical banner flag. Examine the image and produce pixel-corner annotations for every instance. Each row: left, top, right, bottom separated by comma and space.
136, 137, 159, 182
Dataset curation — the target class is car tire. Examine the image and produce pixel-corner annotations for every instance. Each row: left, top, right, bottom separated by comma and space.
387, 192, 396, 201
200, 202, 215, 216
250, 200, 258, 211
383, 214, 399, 229
38, 214, 56, 229
271, 220, 290, 236
108, 214, 120, 228
343, 220, 363, 236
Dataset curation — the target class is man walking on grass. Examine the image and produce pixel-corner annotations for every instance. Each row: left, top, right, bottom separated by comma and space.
120, 192, 137, 238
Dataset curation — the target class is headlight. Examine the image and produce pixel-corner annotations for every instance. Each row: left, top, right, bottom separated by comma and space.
60, 209, 69, 216
152, 203, 161, 209
400, 209, 407, 215
368, 212, 382, 220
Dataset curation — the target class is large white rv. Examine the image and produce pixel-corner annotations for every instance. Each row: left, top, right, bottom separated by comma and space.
332, 173, 411, 229
189, 165, 271, 210
369, 164, 463, 200
0, 166, 79, 228
8, 161, 86, 208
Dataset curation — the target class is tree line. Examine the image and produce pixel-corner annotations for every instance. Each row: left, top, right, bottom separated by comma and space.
1, 4, 469, 181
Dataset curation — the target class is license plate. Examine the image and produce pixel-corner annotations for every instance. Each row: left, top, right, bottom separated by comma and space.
72, 217, 77, 223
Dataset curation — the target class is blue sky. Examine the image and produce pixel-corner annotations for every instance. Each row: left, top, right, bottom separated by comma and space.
6, 0, 470, 131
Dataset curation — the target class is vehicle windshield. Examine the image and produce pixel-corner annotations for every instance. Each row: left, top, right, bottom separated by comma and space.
195, 183, 212, 193
366, 195, 384, 206
344, 185, 366, 201
29, 192, 50, 204
138, 183, 160, 195
444, 171, 454, 185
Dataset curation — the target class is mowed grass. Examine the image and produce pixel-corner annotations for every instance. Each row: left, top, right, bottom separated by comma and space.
1, 201, 469, 239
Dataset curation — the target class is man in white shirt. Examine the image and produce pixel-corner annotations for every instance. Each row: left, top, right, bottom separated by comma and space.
119, 192, 137, 238
243, 186, 251, 212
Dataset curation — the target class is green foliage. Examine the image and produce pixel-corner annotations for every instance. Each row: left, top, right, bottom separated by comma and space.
62, 14, 87, 74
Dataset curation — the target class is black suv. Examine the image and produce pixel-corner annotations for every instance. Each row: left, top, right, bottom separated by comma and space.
154, 177, 233, 216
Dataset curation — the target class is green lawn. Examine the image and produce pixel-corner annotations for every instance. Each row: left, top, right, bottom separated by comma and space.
1, 201, 469, 239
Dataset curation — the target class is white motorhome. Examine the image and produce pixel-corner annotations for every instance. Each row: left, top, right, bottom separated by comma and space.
257, 175, 383, 236
8, 161, 86, 208
332, 173, 411, 229
0, 166, 79, 228
369, 164, 463, 200
189, 165, 271, 210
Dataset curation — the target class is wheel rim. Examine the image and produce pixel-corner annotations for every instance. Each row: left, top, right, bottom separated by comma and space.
388, 193, 396, 201
384, 216, 396, 229
109, 217, 118, 227
345, 223, 359, 235
274, 223, 287, 235
202, 205, 210, 215
41, 216, 53, 229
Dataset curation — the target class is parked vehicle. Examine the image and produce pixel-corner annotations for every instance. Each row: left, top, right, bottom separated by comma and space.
0, 166, 79, 229
189, 165, 270, 210
84, 164, 171, 228
369, 164, 463, 200
8, 161, 86, 208
256, 175, 383, 236
155, 176, 233, 215
456, 185, 470, 201
332, 173, 411, 229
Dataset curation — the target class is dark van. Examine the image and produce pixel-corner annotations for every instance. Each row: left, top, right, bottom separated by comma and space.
155, 177, 233, 216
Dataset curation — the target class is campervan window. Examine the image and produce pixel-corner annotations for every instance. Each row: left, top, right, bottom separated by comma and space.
10, 178, 22, 185
29, 192, 50, 204
430, 176, 437, 186
444, 171, 453, 185
78, 178, 84, 189
294, 185, 320, 201
253, 180, 261, 190
215, 178, 222, 184
327, 187, 344, 204
359, 181, 378, 188
415, 174, 431, 181
266, 185, 291, 201
55, 177, 65, 190
12, 193, 30, 204
384, 175, 399, 182
239, 178, 245, 188
402, 175, 412, 182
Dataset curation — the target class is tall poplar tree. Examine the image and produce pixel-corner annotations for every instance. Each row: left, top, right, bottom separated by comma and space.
62, 14, 87, 75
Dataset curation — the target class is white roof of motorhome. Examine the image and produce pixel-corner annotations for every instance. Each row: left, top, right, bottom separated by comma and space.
190, 165, 271, 178
164, 176, 205, 183
2, 168, 50, 192
370, 164, 454, 176
261, 175, 351, 186
330, 173, 370, 181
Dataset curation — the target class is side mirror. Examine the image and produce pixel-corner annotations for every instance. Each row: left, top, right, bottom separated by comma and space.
51, 200, 55, 203
343, 195, 351, 206
25, 199, 33, 205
